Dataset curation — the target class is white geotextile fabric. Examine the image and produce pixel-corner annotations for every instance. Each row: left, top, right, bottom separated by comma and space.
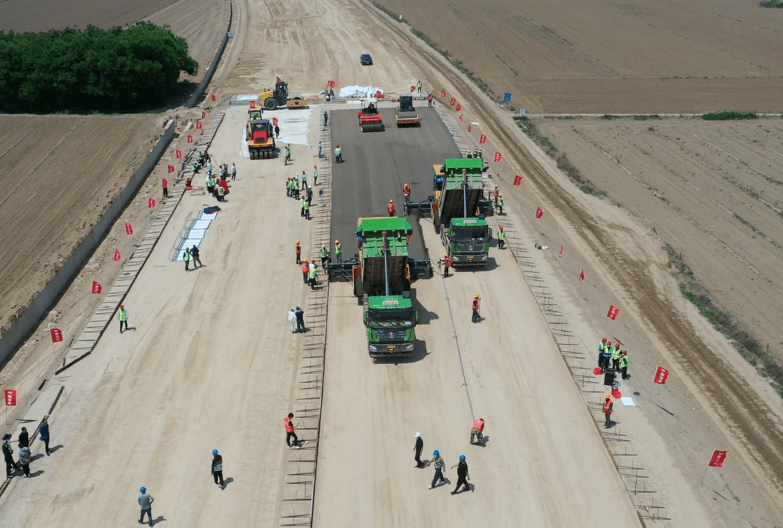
339, 85, 384, 98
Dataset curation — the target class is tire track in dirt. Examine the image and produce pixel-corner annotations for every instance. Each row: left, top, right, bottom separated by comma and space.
362, 0, 783, 501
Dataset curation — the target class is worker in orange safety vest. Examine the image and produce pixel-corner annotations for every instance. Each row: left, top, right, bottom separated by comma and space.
295, 240, 301, 264
471, 294, 481, 323
604, 394, 613, 428
285, 413, 302, 448
470, 418, 485, 446
441, 253, 452, 277
301, 259, 309, 284
388, 199, 395, 216
403, 184, 411, 203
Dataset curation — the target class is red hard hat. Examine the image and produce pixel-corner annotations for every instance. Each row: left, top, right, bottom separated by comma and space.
602, 338, 607, 343
615, 343, 621, 348
607, 341, 612, 346
622, 350, 628, 355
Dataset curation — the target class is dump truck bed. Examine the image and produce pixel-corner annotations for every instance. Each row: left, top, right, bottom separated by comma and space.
437, 173, 484, 227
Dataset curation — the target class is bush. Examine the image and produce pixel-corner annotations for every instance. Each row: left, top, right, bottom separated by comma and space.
702, 111, 757, 121
0, 22, 198, 113
759, 0, 783, 7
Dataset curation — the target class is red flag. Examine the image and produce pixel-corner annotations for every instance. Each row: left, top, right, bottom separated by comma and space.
202, 111, 206, 119
513, 175, 522, 186
273, 117, 278, 126
114, 249, 121, 262
411, 86, 416, 93
654, 366, 669, 384
276, 76, 281, 82
250, 100, 256, 109
593, 367, 603, 376
167, 165, 175, 173
611, 389, 622, 399
375, 90, 383, 99
92, 281, 102, 294
467, 125, 472, 132
149, 198, 156, 208
176, 149, 182, 159
4, 390, 16, 407
329, 80, 336, 88
709, 450, 727, 467
456, 103, 461, 112
441, 89, 446, 97
50, 328, 63, 343
535, 206, 544, 219
196, 121, 202, 129
211, 94, 216, 102
559, 245, 564, 258
125, 223, 133, 235
187, 135, 193, 143
459, 114, 463, 122
579, 269, 585, 281
607, 305, 619, 320
450, 97, 456, 106
493, 152, 502, 163
479, 134, 487, 144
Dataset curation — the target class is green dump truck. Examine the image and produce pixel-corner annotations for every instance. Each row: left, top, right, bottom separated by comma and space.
353, 217, 423, 358
432, 159, 492, 266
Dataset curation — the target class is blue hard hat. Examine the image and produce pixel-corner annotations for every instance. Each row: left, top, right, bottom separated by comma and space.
140, 487, 146, 493
433, 450, 439, 456
213, 449, 218, 455
296, 306, 300, 310
459, 455, 466, 461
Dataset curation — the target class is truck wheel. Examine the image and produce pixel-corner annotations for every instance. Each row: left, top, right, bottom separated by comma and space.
264, 98, 277, 110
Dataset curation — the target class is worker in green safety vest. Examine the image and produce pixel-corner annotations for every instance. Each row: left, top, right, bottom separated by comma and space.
118, 305, 129, 333
335, 240, 342, 262
611, 342, 622, 370
497, 226, 505, 249
300, 196, 306, 218
620, 351, 630, 380
497, 194, 504, 215
320, 244, 330, 266
303, 199, 310, 220
308, 263, 318, 290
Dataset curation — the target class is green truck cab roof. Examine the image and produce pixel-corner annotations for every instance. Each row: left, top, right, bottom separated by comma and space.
451, 217, 489, 227
438, 158, 485, 174
367, 295, 413, 310
356, 217, 413, 259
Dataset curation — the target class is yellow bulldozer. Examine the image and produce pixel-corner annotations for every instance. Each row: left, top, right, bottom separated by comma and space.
258, 80, 307, 110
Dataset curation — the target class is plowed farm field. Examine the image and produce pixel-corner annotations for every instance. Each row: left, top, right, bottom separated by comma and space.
376, 0, 783, 113
0, 114, 155, 337
536, 116, 783, 363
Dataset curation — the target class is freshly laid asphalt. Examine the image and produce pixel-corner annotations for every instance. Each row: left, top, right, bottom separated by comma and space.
329, 106, 460, 261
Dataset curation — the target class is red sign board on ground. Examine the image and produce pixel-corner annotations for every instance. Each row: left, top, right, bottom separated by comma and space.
4, 390, 16, 406
411, 86, 416, 93
125, 223, 133, 235
459, 114, 463, 122
493, 152, 502, 162
91, 281, 102, 294
211, 94, 216, 102
535, 206, 544, 219
50, 328, 63, 343
167, 165, 175, 173
250, 100, 256, 109
202, 112, 206, 119
654, 366, 669, 384
709, 450, 727, 467
114, 249, 121, 262
149, 198, 156, 208
273, 117, 278, 126
607, 304, 619, 320
479, 135, 487, 144
187, 135, 193, 143
196, 121, 202, 129
450, 97, 456, 106
176, 149, 182, 159
467, 125, 472, 132
456, 103, 461, 112
441, 89, 446, 97
513, 175, 522, 186
579, 269, 585, 281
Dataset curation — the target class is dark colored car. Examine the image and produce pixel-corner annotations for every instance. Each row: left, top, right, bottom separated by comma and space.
361, 54, 373, 65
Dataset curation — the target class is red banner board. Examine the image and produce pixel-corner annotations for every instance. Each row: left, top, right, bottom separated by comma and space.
176, 149, 182, 159
329, 80, 336, 88
202, 111, 206, 119
125, 223, 133, 235
4, 390, 16, 406
709, 450, 727, 467
654, 366, 669, 384
441, 89, 446, 97
411, 86, 416, 93
375, 90, 383, 99
276, 76, 281, 82
187, 135, 193, 143
250, 100, 256, 109
535, 206, 544, 219
579, 269, 585, 281
459, 114, 463, 122
50, 328, 63, 343
149, 198, 156, 208
593, 367, 602, 375
456, 103, 461, 112
467, 125, 472, 133
450, 97, 456, 106
513, 175, 522, 186
211, 94, 216, 102
273, 117, 278, 126
607, 304, 619, 320
611, 389, 622, 399
493, 152, 502, 162
196, 121, 202, 129
559, 245, 564, 258
479, 134, 487, 144
114, 249, 121, 262
91, 281, 102, 294
167, 165, 175, 173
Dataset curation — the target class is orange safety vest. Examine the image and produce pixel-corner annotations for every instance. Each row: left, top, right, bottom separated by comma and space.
403, 185, 410, 196
472, 299, 480, 310
444, 256, 451, 268
285, 417, 295, 433
603, 401, 613, 414
388, 202, 394, 214
295, 244, 301, 255
301, 262, 309, 274
494, 188, 499, 198
472, 419, 484, 431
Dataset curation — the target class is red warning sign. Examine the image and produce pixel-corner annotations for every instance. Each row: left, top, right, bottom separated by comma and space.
196, 121, 202, 129
187, 135, 193, 143
149, 198, 156, 208
176, 149, 182, 159
479, 135, 487, 144
493, 152, 502, 163
708, 450, 727, 467
114, 249, 121, 261
450, 98, 456, 106
250, 100, 256, 109
50, 328, 63, 343
441, 89, 446, 97
125, 223, 133, 235
92, 281, 102, 294
607, 305, 620, 320
654, 366, 669, 384
535, 206, 544, 219
4, 390, 16, 407
167, 165, 175, 173
513, 175, 522, 186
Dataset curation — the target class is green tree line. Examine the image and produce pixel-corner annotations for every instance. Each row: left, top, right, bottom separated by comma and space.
0, 22, 198, 113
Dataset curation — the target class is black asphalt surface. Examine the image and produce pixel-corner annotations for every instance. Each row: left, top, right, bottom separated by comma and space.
330, 106, 460, 261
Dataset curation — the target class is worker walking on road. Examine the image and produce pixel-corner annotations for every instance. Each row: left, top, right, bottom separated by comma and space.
620, 351, 630, 380
497, 226, 505, 249
274, 124, 280, 138
295, 240, 302, 264
441, 253, 452, 277
303, 197, 311, 220
285, 413, 302, 448
414, 432, 424, 468
211, 449, 225, 489
313, 166, 318, 186
162, 178, 168, 199
450, 456, 470, 495
285, 145, 291, 165
471, 294, 481, 323
470, 418, 485, 446
231, 163, 237, 181
190, 245, 202, 268
18, 445, 31, 478
598, 338, 607, 368
335, 144, 343, 163
403, 183, 411, 203
183, 247, 191, 271
40, 416, 50, 456
611, 342, 622, 371
493, 185, 499, 207
300, 195, 306, 218
309, 264, 318, 290
295, 306, 306, 333
604, 393, 614, 427
138, 487, 155, 526
497, 193, 504, 215
388, 199, 395, 217
427, 450, 447, 489
118, 305, 129, 333
428, 93, 433, 107
301, 170, 308, 189
301, 259, 309, 284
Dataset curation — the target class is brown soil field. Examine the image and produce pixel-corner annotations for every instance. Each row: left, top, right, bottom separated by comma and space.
376, 0, 783, 113
536, 117, 783, 365
0, 114, 156, 337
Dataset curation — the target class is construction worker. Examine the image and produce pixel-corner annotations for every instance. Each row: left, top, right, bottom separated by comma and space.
426, 450, 446, 489
428, 93, 433, 107
313, 166, 318, 186
295, 240, 301, 264
414, 432, 424, 468
286, 177, 291, 197
285, 413, 300, 448
308, 263, 318, 290
162, 177, 168, 198
284, 145, 291, 165
598, 337, 607, 368
211, 449, 224, 489
497, 226, 505, 249
320, 244, 330, 266
318, 141, 323, 158
450, 455, 470, 495
303, 197, 310, 220
301, 170, 308, 189
183, 247, 191, 271
275, 124, 280, 138
611, 342, 622, 371
478, 148, 483, 159
403, 183, 411, 203
323, 110, 328, 127
493, 185, 499, 206
335, 240, 342, 262
301, 259, 309, 284
604, 393, 613, 427
138, 487, 155, 526
231, 163, 236, 181
497, 193, 504, 215
292, 177, 299, 197
300, 195, 306, 218
306, 186, 313, 207
471, 294, 481, 323
620, 351, 630, 380
470, 418, 485, 446
417, 80, 422, 95
441, 253, 452, 277
600, 341, 613, 372
335, 144, 343, 163
118, 305, 128, 333
295, 306, 306, 333
388, 199, 395, 216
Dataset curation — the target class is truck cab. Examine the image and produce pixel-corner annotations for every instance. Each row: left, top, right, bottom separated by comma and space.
443, 217, 492, 265
364, 295, 418, 357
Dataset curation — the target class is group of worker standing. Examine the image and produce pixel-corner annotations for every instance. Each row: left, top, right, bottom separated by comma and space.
597, 337, 630, 380
286, 166, 319, 220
